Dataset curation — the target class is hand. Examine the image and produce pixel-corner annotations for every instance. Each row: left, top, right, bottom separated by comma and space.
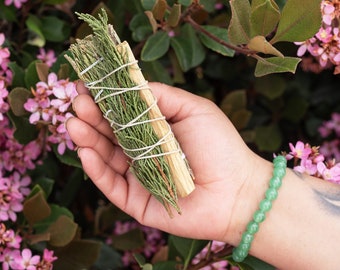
66, 82, 267, 244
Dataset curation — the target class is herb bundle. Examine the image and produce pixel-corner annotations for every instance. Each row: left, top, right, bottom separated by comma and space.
65, 9, 195, 216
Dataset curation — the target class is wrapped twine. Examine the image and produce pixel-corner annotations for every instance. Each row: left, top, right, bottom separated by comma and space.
65, 9, 195, 216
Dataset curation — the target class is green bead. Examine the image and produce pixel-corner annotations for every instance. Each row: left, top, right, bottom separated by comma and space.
274, 155, 286, 165
269, 176, 282, 189
259, 199, 272, 212
242, 232, 254, 244
273, 167, 286, 178
265, 187, 278, 200
246, 221, 259, 234
232, 247, 248, 262
253, 210, 266, 223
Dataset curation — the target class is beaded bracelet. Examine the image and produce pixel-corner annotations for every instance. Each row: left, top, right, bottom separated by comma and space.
232, 155, 287, 262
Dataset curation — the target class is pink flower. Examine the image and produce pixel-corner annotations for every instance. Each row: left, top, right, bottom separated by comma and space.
16, 248, 40, 270
316, 27, 333, 43
4, 0, 28, 9
294, 158, 318, 175
1, 248, 21, 270
37, 48, 57, 67
51, 82, 77, 112
317, 162, 340, 183
288, 141, 312, 160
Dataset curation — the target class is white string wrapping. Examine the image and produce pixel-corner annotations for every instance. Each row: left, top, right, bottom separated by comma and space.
80, 58, 181, 162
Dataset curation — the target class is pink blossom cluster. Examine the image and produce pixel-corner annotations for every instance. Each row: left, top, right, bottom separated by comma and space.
24, 73, 77, 155
295, 0, 340, 74
0, 222, 57, 270
4, 0, 28, 9
285, 141, 340, 184
318, 112, 340, 161
192, 241, 238, 270
107, 220, 165, 268
37, 49, 57, 68
0, 33, 12, 121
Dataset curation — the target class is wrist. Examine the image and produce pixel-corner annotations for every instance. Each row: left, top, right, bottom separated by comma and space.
223, 154, 274, 246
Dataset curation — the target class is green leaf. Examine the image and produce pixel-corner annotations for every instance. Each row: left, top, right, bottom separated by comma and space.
142, 0, 157, 10
153, 261, 180, 270
140, 60, 173, 85
34, 177, 55, 198
250, 0, 280, 37
141, 31, 170, 61
93, 243, 123, 269
36, 62, 50, 82
230, 109, 252, 130
34, 204, 74, 234
254, 56, 301, 77
254, 74, 286, 100
243, 255, 276, 270
167, 4, 181, 27
41, 16, 70, 42
0, 1, 17, 22
255, 124, 282, 152
248, 36, 283, 57
8, 87, 31, 116
7, 110, 38, 144
152, 0, 167, 21
53, 240, 102, 270
47, 215, 78, 247
24, 60, 40, 89
168, 236, 208, 267
198, 25, 235, 57
110, 228, 145, 251
228, 0, 251, 45
53, 145, 82, 168
177, 0, 192, 6
220, 89, 248, 115
26, 15, 45, 47
8, 62, 25, 87
170, 24, 205, 71
23, 190, 51, 226
270, 0, 321, 43
129, 13, 153, 42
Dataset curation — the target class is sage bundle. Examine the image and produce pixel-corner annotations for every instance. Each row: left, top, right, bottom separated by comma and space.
65, 9, 195, 216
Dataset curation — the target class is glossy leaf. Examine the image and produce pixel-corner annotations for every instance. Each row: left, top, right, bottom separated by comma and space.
254, 74, 286, 100
8, 62, 25, 87
153, 261, 180, 270
167, 4, 181, 27
199, 25, 235, 57
34, 204, 74, 234
178, 0, 192, 6
145, 11, 158, 33
8, 87, 31, 116
141, 31, 170, 61
170, 24, 205, 71
25, 15, 45, 47
255, 124, 282, 151
152, 0, 167, 20
140, 60, 173, 85
250, 0, 280, 37
270, 0, 321, 43
41, 16, 70, 42
23, 190, 51, 226
168, 235, 208, 266
36, 62, 50, 82
34, 177, 55, 198
254, 56, 301, 77
47, 215, 78, 247
248, 36, 283, 57
53, 240, 102, 270
110, 228, 145, 251
7, 111, 38, 144
129, 13, 153, 42
142, 0, 157, 10
228, 0, 251, 45
24, 60, 40, 89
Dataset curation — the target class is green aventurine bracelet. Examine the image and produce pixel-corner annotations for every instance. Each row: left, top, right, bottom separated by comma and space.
232, 155, 287, 262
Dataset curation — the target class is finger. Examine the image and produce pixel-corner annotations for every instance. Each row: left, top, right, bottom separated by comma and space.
67, 117, 129, 175
78, 147, 154, 219
149, 82, 212, 123
72, 94, 117, 143
76, 80, 90, 95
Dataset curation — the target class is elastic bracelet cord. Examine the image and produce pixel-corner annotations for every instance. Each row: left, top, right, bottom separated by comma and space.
232, 155, 287, 262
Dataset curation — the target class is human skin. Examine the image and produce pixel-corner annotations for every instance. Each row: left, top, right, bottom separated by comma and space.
66, 82, 340, 270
